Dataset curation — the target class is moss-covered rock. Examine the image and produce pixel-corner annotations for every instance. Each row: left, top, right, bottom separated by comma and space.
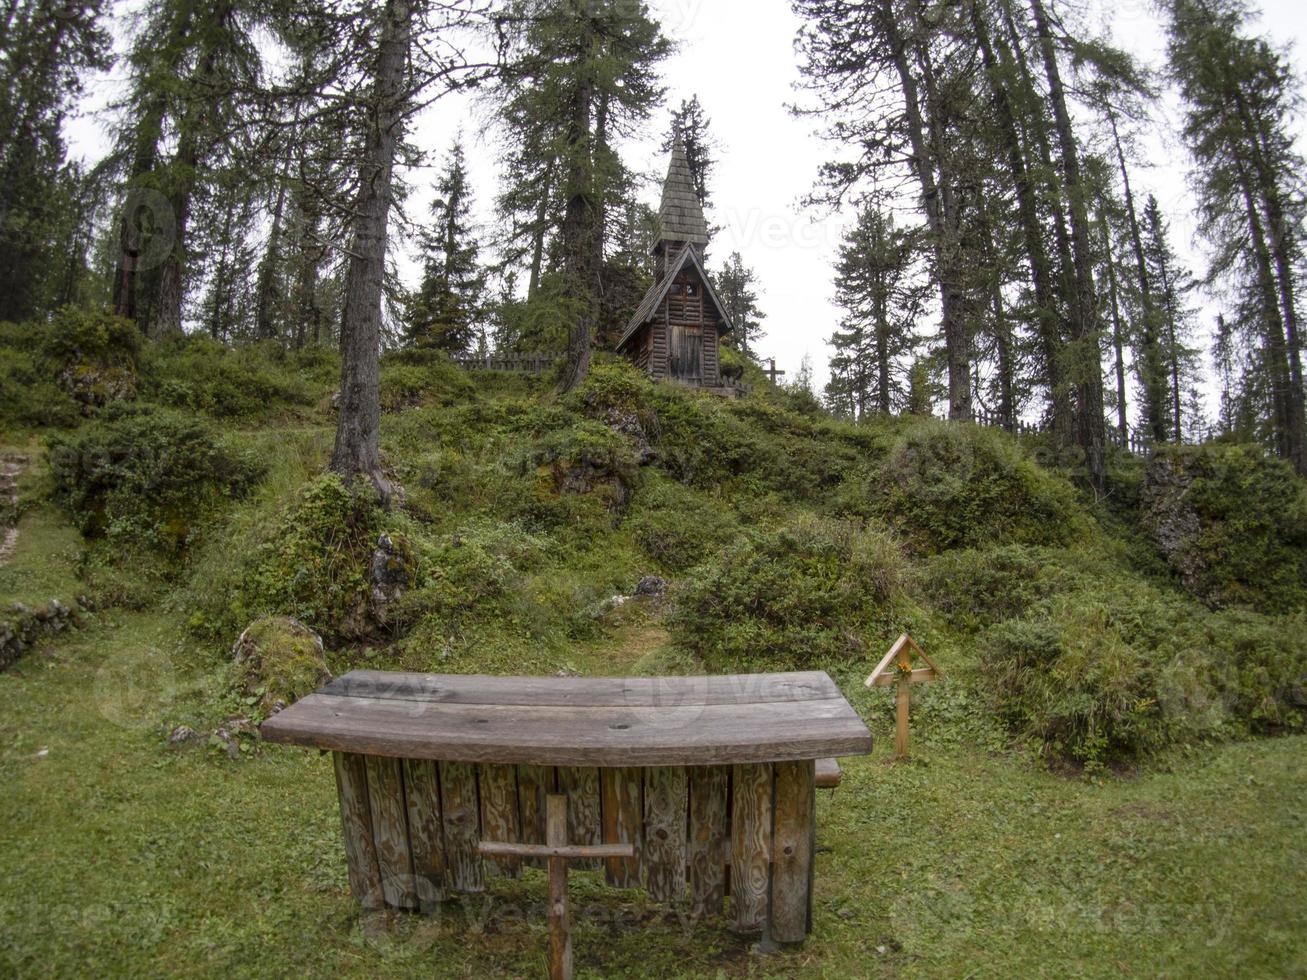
1142, 443, 1307, 613
42, 307, 140, 413
231, 616, 329, 712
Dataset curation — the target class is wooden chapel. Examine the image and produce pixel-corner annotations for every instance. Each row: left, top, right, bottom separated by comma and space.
615, 134, 737, 392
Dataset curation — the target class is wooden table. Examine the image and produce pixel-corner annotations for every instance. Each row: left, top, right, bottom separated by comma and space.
261, 670, 872, 942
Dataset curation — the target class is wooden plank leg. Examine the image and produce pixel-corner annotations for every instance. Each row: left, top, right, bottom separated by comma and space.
688, 766, 729, 918
730, 762, 772, 933
600, 767, 642, 888
545, 795, 573, 980
439, 761, 484, 893
557, 767, 601, 870
642, 766, 688, 903
333, 751, 384, 910
479, 764, 522, 878
402, 758, 447, 908
769, 760, 815, 943
518, 764, 555, 869
365, 755, 418, 910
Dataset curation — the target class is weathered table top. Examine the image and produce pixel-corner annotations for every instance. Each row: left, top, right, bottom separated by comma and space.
260, 669, 872, 767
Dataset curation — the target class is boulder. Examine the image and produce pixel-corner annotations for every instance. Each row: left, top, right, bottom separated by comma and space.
1141, 454, 1206, 597
369, 532, 416, 626
634, 575, 668, 598
231, 616, 329, 711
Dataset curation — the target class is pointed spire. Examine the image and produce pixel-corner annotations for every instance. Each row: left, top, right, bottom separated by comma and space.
657, 131, 710, 252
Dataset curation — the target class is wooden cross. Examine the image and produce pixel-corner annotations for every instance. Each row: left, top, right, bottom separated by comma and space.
864, 634, 943, 759
478, 794, 634, 980
763, 358, 786, 385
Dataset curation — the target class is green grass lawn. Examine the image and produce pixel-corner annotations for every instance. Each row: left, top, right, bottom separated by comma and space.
1, 612, 1303, 978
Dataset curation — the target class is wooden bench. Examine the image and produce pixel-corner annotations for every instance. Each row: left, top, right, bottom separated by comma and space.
261, 670, 871, 943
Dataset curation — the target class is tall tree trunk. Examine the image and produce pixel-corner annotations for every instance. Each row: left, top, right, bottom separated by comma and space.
1231, 150, 1295, 463
557, 9, 597, 394
1097, 209, 1129, 444
1029, 0, 1106, 488
1106, 109, 1166, 443
112, 99, 167, 324
331, 0, 411, 505
1234, 91, 1307, 472
975, 0, 1066, 436
255, 179, 289, 341
991, 277, 1016, 431
527, 158, 554, 301
882, 0, 970, 419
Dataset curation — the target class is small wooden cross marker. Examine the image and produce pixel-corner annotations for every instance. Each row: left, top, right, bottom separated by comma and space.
763, 358, 787, 385
865, 633, 943, 759
478, 794, 634, 980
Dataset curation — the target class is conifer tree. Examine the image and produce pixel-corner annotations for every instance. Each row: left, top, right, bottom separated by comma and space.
407, 140, 486, 352
714, 252, 765, 360
826, 206, 925, 419
1167, 0, 1307, 472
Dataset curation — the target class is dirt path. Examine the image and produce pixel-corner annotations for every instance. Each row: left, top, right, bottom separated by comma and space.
0, 454, 26, 565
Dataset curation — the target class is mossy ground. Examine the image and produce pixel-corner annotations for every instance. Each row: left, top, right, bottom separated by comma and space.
0, 341, 1304, 976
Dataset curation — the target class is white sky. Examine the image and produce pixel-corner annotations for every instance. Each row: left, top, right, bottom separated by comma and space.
67, 0, 1307, 411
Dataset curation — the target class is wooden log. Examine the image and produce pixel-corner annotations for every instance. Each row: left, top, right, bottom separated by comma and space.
600, 767, 642, 888
769, 760, 815, 943
688, 766, 729, 918
479, 842, 637, 860
517, 764, 555, 870
814, 757, 841, 789
332, 752, 384, 910
730, 762, 772, 933
642, 766, 688, 903
479, 763, 521, 878
557, 767, 601, 870
402, 758, 446, 906
546, 794, 573, 980
365, 755, 418, 910
439, 761, 484, 893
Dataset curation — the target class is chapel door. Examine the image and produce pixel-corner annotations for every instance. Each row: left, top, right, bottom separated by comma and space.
669, 323, 703, 383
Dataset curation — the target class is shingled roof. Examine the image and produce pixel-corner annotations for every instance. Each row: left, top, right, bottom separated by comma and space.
657, 133, 709, 248
616, 244, 734, 351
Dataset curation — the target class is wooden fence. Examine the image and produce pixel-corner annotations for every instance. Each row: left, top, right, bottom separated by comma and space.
451, 351, 560, 375
973, 410, 1161, 458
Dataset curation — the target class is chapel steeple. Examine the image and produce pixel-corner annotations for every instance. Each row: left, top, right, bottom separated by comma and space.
655, 131, 710, 271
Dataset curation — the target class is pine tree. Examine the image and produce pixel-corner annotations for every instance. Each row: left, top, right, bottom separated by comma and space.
714, 252, 764, 360
407, 140, 486, 352
0, 0, 110, 321
1141, 195, 1199, 442
1167, 0, 1307, 473
827, 206, 925, 419
661, 95, 717, 212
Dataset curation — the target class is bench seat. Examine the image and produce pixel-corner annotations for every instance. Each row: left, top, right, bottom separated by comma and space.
815, 756, 842, 789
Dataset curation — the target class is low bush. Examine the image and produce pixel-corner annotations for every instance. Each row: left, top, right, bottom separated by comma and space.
35, 307, 140, 414
669, 514, 905, 669
919, 545, 1066, 632
232, 473, 384, 642
0, 323, 81, 428
870, 420, 1088, 552
47, 405, 261, 551
140, 337, 336, 420
379, 347, 476, 412
624, 476, 739, 571
979, 580, 1307, 768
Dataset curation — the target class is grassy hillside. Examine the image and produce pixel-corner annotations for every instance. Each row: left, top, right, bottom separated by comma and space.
0, 322, 1304, 977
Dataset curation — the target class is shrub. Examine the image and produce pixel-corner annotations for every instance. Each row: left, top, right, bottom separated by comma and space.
624, 476, 739, 571
1142, 443, 1307, 613
0, 323, 81, 428
47, 405, 261, 551
524, 420, 642, 518
140, 337, 335, 420
979, 580, 1307, 767
41, 307, 140, 412
379, 347, 476, 412
669, 514, 905, 669
234, 473, 384, 641
919, 545, 1065, 632
871, 420, 1088, 552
